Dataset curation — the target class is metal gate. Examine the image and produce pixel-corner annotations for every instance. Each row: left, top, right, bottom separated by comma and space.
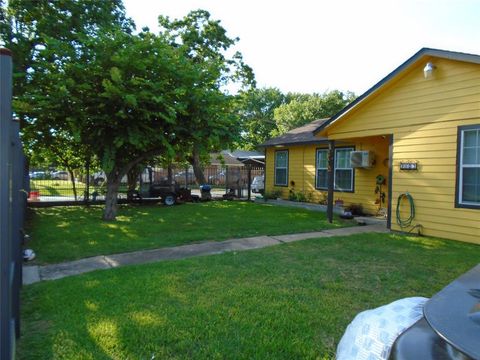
1, 48, 25, 360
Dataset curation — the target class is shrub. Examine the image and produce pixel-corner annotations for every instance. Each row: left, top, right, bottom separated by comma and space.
288, 189, 311, 203
318, 192, 327, 205
264, 189, 282, 200
296, 191, 307, 202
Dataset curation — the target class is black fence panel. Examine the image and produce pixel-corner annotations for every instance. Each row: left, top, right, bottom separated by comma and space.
1, 48, 23, 360
28, 164, 264, 205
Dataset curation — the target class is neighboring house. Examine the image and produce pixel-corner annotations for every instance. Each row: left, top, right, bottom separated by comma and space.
209, 150, 265, 167
210, 152, 245, 167
261, 48, 480, 244
221, 150, 265, 167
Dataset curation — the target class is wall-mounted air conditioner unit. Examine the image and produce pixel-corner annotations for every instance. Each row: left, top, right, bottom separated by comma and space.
350, 151, 375, 168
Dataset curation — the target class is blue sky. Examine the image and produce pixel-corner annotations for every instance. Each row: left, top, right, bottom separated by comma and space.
124, 0, 480, 96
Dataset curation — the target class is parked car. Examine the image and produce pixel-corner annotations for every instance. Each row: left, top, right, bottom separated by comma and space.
174, 170, 195, 184
52, 171, 68, 180
251, 175, 264, 193
208, 171, 226, 185
30, 171, 47, 179
92, 171, 127, 186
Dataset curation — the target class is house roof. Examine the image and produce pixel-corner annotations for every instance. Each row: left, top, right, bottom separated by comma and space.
259, 118, 329, 147
209, 152, 244, 167
314, 48, 480, 135
223, 150, 264, 160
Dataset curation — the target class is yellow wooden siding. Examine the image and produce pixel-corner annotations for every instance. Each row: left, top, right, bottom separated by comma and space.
322, 57, 480, 244
264, 136, 390, 216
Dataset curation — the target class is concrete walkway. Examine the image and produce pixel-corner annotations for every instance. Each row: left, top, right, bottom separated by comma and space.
23, 223, 388, 285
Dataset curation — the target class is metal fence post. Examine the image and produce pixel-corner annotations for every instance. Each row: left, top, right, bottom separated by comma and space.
247, 165, 252, 201
10, 119, 23, 339
0, 47, 15, 360
85, 158, 90, 204
225, 166, 229, 194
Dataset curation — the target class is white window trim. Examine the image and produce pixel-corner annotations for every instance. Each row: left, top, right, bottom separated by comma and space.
334, 147, 354, 192
274, 150, 288, 186
459, 127, 480, 206
315, 149, 328, 189
315, 147, 354, 192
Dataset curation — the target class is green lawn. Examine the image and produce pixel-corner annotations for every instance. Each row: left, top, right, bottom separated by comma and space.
27, 202, 350, 264
30, 179, 87, 197
30, 180, 128, 197
19, 232, 480, 359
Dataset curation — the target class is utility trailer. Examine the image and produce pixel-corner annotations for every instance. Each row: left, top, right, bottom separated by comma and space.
133, 181, 198, 205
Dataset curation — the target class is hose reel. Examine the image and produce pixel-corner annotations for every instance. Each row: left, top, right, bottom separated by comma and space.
396, 192, 415, 229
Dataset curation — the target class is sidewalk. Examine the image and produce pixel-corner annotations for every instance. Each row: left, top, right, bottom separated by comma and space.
23, 223, 388, 285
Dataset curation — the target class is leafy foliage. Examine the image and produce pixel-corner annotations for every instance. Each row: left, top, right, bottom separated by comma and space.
236, 89, 356, 148
0, 0, 132, 104
158, 10, 255, 182
273, 90, 356, 135
2, 3, 254, 220
236, 87, 287, 149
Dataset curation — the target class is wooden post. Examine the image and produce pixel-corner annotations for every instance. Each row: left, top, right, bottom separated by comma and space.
327, 140, 336, 223
386, 135, 393, 229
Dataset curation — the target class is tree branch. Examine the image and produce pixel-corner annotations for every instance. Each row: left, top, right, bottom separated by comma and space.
117, 147, 166, 179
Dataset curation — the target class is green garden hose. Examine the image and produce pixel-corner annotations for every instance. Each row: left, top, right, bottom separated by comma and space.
396, 192, 415, 229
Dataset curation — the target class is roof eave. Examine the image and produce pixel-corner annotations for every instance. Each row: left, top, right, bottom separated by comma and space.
313, 47, 480, 135
258, 139, 329, 148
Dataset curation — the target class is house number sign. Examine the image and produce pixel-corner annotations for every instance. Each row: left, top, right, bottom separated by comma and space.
400, 162, 418, 170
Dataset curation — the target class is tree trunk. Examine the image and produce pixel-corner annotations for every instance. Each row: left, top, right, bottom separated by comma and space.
67, 168, 77, 201
103, 174, 121, 221
101, 148, 165, 220
191, 145, 206, 184
126, 166, 140, 200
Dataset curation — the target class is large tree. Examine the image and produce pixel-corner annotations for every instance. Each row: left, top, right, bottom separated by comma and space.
273, 90, 356, 135
236, 87, 286, 149
40, 30, 196, 220
0, 0, 132, 107
158, 10, 255, 184
3, 3, 255, 220
1, 0, 134, 217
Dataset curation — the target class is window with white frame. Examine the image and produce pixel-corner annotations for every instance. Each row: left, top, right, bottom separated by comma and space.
315, 149, 328, 189
458, 125, 480, 207
315, 147, 354, 191
335, 148, 354, 191
274, 150, 288, 186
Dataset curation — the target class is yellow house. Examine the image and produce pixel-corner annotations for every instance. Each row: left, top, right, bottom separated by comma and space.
261, 48, 480, 244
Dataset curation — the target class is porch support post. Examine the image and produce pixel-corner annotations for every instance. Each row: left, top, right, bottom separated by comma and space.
327, 140, 335, 223
386, 135, 393, 229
